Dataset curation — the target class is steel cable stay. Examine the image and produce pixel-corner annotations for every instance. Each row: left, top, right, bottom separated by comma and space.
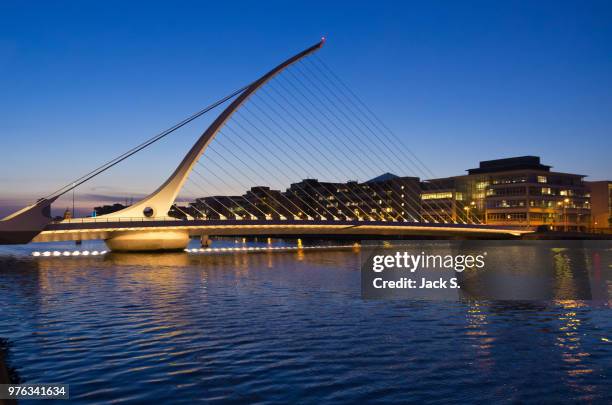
232, 106, 379, 221
219, 124, 347, 220
39, 47, 464, 225
288, 61, 450, 223
193, 157, 273, 220
266, 74, 417, 223
278, 65, 433, 224
43, 85, 249, 201
39, 43, 475, 226
236, 103, 377, 221
188, 166, 264, 220
271, 73, 419, 224
203, 145, 302, 221
226, 117, 369, 221
310, 55, 481, 224
189, 147, 268, 220
300, 58, 470, 224
35, 40, 325, 224
242, 94, 394, 222
285, 62, 455, 225
258, 80, 435, 224
206, 120, 340, 218
248, 87, 398, 222
303, 60, 471, 224
180, 181, 226, 219
314, 54, 438, 180
211, 130, 324, 220
225, 118, 370, 222
159, 76, 343, 221
249, 90, 415, 223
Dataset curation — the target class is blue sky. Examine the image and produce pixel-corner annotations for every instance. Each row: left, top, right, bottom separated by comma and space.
1, 1, 611, 216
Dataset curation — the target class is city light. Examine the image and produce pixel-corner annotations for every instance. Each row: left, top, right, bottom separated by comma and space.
31, 250, 109, 257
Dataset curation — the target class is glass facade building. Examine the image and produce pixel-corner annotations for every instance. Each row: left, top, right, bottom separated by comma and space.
422, 156, 592, 230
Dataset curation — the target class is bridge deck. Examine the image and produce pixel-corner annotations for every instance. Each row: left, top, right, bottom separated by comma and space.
32, 218, 531, 243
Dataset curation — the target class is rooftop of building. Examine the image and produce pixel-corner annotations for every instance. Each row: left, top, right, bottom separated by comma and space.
584, 180, 612, 185
420, 156, 587, 185
466, 156, 551, 175
366, 172, 420, 183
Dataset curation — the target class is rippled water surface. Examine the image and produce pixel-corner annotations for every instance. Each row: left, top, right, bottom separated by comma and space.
0, 239, 610, 404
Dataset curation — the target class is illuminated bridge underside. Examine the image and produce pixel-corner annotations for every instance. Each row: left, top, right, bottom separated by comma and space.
32, 220, 529, 244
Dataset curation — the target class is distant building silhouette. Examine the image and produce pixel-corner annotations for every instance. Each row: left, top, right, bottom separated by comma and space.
94, 203, 127, 216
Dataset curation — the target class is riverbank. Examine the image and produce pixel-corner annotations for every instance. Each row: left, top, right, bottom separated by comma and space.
522, 231, 612, 240
0, 351, 16, 405
0, 351, 10, 383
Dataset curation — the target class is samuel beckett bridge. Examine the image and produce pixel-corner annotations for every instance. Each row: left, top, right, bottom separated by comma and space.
0, 38, 531, 251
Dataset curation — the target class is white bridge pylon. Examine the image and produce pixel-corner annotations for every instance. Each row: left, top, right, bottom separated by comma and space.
99, 39, 326, 220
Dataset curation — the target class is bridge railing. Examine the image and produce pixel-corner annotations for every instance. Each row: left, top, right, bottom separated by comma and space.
56, 216, 184, 224
55, 216, 413, 225
54, 216, 355, 224
50, 216, 533, 233
54, 216, 493, 225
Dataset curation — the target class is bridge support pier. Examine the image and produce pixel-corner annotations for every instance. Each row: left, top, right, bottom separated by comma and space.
104, 230, 190, 252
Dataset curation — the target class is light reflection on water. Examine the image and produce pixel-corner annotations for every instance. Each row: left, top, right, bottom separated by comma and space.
0, 239, 610, 403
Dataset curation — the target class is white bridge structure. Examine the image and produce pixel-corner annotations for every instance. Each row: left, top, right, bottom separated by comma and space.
0, 39, 532, 251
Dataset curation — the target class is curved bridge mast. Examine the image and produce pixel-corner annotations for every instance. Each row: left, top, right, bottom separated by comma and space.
100, 39, 325, 220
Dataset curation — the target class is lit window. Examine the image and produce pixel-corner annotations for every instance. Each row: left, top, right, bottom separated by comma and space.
422, 192, 453, 200
537, 176, 547, 183
541, 187, 551, 195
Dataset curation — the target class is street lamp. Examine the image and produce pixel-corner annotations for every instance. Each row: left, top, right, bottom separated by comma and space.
557, 198, 571, 232
71, 183, 76, 221
563, 198, 570, 232
464, 201, 476, 223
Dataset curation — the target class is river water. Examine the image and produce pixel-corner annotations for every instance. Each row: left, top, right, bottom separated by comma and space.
0, 239, 610, 403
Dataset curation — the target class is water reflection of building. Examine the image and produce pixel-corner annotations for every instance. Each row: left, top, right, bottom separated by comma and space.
551, 246, 594, 300
553, 300, 594, 383
464, 302, 495, 371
